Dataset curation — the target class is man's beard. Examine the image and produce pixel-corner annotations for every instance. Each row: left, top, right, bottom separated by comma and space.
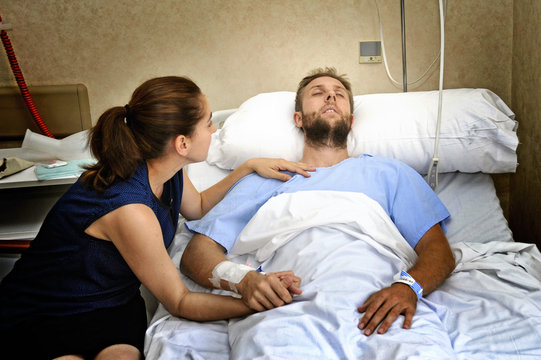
301, 112, 352, 149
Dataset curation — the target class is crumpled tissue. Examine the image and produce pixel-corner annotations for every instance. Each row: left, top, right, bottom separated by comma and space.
22, 129, 92, 161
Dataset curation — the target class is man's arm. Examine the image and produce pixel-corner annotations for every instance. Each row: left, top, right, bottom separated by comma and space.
357, 223, 455, 335
180, 233, 302, 312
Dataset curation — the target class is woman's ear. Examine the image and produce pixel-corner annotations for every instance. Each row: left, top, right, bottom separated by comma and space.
173, 134, 189, 156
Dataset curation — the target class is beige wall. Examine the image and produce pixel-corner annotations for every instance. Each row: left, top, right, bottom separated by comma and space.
0, 0, 512, 121
510, 0, 541, 247
3, 1, 537, 244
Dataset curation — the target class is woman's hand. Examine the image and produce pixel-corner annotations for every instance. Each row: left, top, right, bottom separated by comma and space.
188, 159, 313, 219
272, 270, 302, 296
236, 270, 302, 311
245, 158, 315, 181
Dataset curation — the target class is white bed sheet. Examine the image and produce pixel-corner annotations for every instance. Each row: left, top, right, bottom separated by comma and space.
144, 163, 540, 359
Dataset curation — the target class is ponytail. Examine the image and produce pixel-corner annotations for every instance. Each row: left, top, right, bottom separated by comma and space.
81, 106, 141, 192
81, 76, 203, 192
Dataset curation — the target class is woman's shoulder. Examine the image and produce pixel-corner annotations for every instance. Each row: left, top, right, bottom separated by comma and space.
87, 164, 154, 210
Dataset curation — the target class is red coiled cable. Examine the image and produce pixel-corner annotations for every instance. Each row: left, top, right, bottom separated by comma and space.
0, 14, 54, 138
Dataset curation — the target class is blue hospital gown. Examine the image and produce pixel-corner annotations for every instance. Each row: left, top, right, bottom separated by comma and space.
186, 154, 449, 251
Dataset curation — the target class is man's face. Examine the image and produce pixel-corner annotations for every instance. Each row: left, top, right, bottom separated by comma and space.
296, 76, 353, 148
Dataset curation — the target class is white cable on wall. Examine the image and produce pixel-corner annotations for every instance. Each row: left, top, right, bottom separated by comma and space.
426, 0, 445, 190
374, 0, 446, 87
374, 0, 446, 190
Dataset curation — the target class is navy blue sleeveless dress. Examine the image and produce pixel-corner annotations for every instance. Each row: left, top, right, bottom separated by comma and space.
0, 163, 182, 337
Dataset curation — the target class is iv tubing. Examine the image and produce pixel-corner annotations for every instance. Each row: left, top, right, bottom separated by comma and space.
426, 0, 445, 190
0, 14, 54, 138
375, 0, 445, 88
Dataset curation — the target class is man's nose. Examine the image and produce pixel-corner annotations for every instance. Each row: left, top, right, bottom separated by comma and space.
326, 92, 336, 102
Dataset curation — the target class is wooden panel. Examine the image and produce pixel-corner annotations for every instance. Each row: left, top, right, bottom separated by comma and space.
510, 1, 541, 250
0, 84, 92, 147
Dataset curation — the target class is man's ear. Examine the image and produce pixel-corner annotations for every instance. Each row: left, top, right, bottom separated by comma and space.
293, 111, 303, 129
173, 134, 189, 156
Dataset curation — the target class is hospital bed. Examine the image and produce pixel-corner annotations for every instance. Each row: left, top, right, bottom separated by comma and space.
143, 88, 541, 359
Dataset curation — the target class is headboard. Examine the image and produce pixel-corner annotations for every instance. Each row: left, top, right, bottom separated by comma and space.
0, 84, 92, 148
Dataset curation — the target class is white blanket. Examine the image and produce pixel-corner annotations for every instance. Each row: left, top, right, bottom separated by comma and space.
227, 191, 454, 359
145, 191, 541, 360
229, 190, 417, 265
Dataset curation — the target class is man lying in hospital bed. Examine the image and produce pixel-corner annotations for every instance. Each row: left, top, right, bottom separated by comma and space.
145, 69, 541, 359
181, 67, 455, 343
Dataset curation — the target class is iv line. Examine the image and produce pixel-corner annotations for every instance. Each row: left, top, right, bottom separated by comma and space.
373, 0, 446, 190
426, 0, 446, 190
374, 0, 446, 88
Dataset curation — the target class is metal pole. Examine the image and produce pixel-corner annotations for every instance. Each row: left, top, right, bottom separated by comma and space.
400, 0, 407, 92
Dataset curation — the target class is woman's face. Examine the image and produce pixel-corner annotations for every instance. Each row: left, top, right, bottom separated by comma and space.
186, 95, 217, 163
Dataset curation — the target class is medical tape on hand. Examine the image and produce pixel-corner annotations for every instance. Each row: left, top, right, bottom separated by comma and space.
209, 261, 256, 294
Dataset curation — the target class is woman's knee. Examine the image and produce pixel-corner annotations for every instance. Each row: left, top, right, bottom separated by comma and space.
94, 344, 141, 360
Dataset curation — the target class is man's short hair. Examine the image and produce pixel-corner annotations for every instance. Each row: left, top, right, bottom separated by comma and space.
295, 67, 354, 113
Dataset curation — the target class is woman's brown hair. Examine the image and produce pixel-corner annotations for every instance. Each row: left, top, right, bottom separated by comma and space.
81, 76, 203, 192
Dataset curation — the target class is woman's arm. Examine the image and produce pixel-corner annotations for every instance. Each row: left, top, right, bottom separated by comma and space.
87, 204, 252, 320
180, 158, 315, 220
174, 291, 252, 321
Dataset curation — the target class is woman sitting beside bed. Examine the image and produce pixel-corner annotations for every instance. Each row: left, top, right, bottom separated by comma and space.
0, 76, 308, 360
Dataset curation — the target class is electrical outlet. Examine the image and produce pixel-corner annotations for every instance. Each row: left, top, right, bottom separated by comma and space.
359, 41, 382, 64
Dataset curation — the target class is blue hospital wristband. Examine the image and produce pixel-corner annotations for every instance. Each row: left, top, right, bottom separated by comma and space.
393, 270, 423, 300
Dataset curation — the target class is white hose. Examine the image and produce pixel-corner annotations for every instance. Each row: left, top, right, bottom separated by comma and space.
426, 0, 445, 190
375, 0, 446, 87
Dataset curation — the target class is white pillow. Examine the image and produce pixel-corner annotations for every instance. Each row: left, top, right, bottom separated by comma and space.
206, 88, 518, 174
207, 92, 304, 169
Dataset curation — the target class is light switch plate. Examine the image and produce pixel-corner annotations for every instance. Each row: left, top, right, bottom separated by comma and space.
359, 41, 382, 63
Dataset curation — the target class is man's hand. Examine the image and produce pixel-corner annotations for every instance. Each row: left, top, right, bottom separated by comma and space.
357, 224, 454, 336
357, 283, 417, 336
236, 270, 302, 311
